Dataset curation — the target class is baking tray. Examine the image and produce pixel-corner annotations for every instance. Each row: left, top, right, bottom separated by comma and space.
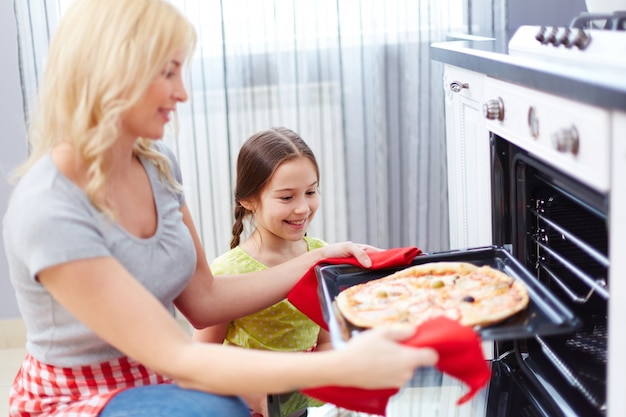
316, 246, 582, 347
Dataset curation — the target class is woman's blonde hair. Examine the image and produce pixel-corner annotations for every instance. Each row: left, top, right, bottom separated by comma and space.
17, 0, 197, 215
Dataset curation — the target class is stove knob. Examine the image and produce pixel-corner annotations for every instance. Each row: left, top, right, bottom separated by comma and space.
557, 28, 572, 47
535, 26, 547, 43
552, 126, 579, 155
483, 98, 505, 121
570, 29, 591, 50
546, 27, 560, 45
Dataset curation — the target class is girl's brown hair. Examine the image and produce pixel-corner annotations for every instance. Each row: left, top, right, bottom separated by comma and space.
230, 127, 320, 248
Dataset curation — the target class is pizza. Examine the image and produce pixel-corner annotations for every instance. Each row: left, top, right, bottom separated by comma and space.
335, 261, 529, 329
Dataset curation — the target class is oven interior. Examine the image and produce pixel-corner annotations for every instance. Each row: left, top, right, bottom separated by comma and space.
489, 134, 609, 417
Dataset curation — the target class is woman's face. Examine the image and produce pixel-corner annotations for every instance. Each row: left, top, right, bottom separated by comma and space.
120, 48, 188, 141
253, 157, 320, 243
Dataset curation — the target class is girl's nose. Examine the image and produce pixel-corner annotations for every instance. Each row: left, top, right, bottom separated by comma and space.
294, 200, 310, 214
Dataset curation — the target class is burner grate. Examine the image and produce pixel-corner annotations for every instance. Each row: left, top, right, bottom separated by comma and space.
570, 11, 626, 30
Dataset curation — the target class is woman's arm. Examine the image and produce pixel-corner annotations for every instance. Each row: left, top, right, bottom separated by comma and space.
174, 203, 375, 329
38, 259, 437, 395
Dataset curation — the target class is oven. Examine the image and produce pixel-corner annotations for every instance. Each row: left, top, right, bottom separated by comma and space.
389, 8, 626, 417
479, 14, 620, 414
295, 10, 626, 417
486, 131, 608, 417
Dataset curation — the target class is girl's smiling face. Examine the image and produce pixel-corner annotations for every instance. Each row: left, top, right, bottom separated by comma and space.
252, 157, 320, 243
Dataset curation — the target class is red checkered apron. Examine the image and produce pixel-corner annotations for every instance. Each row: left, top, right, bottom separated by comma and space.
9, 353, 171, 417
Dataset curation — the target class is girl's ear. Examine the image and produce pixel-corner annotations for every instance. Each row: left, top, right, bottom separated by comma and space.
239, 199, 256, 212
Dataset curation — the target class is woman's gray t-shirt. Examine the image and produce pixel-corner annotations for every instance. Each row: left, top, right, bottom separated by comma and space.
2, 142, 197, 367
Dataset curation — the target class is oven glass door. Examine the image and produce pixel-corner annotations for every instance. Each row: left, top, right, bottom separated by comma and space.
488, 133, 609, 417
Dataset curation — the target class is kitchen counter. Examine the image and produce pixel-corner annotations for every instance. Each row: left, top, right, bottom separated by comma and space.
430, 36, 626, 111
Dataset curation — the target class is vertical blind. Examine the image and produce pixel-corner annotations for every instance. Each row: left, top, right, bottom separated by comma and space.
13, 0, 468, 262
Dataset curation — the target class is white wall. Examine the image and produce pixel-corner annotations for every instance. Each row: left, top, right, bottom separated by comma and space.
0, 0, 28, 319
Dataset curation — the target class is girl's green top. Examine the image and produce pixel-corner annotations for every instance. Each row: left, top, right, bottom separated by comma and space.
210, 236, 326, 415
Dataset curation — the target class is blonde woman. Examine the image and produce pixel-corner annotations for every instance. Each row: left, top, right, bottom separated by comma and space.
2, 1, 438, 416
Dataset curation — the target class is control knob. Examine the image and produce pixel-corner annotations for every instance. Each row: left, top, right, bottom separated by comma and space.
557, 28, 572, 47
483, 97, 505, 121
535, 26, 547, 43
546, 27, 559, 45
552, 126, 579, 155
570, 29, 591, 50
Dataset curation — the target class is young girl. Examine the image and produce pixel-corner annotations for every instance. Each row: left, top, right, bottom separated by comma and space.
194, 127, 330, 416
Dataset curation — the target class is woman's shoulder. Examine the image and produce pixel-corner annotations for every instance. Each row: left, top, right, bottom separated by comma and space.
7, 155, 90, 221
4, 156, 107, 270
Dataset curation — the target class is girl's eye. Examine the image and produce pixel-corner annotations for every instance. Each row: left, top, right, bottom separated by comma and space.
306, 190, 318, 196
280, 196, 293, 201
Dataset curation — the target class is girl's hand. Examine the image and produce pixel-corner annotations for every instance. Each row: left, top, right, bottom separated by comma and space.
320, 241, 381, 268
336, 326, 439, 389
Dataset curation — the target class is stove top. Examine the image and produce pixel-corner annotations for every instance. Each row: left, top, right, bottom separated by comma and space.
508, 11, 626, 69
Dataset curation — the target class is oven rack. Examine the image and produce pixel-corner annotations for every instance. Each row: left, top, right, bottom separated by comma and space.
535, 335, 605, 410
529, 202, 609, 302
532, 239, 608, 301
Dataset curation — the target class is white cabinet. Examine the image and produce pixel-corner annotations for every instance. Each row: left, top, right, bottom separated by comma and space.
443, 65, 492, 250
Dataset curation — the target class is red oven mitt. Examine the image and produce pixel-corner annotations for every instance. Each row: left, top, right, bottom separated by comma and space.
287, 246, 422, 330
287, 247, 491, 415
301, 317, 491, 415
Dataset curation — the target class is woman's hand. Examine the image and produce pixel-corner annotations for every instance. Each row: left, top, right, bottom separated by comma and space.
240, 393, 268, 417
335, 326, 439, 389
319, 241, 381, 268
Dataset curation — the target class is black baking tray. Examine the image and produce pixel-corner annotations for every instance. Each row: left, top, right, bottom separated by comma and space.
316, 246, 582, 347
